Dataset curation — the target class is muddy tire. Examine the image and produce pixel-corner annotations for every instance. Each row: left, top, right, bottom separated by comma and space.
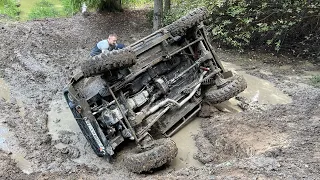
81, 48, 136, 78
204, 74, 247, 104
123, 138, 178, 173
165, 7, 208, 36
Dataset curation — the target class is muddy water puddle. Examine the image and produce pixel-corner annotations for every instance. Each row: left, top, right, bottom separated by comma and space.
0, 79, 33, 174
0, 78, 26, 117
171, 118, 203, 170
11, 152, 33, 174
47, 99, 81, 140
223, 62, 292, 104
0, 78, 10, 101
0, 125, 33, 174
0, 125, 10, 152
239, 73, 292, 104
214, 99, 243, 113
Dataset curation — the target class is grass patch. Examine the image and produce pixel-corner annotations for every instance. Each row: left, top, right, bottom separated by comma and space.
59, 0, 77, 16
28, 0, 60, 20
310, 75, 320, 88
0, 0, 73, 21
0, 0, 20, 20
122, 0, 153, 9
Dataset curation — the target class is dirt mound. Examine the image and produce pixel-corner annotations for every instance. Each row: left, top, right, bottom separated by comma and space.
194, 119, 289, 164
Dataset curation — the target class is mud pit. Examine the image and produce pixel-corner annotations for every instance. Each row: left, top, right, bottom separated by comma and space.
0, 10, 320, 179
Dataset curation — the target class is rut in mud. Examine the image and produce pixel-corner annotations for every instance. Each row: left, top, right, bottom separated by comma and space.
0, 10, 320, 179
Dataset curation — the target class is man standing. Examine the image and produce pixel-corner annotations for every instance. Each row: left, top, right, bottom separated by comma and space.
90, 33, 125, 57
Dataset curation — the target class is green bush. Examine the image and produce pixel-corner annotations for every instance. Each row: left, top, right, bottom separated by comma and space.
166, 0, 320, 59
28, 0, 60, 20
0, 0, 20, 20
208, 0, 320, 58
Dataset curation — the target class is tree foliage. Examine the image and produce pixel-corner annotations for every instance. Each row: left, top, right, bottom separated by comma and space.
163, 0, 202, 25
166, 0, 320, 58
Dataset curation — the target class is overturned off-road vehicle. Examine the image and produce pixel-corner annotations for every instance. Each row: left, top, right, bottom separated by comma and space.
64, 7, 246, 173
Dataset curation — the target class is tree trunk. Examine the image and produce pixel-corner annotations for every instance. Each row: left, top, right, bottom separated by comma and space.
153, 0, 163, 31
164, 0, 170, 13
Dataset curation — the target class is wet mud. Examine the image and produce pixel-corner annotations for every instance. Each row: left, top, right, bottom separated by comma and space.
171, 118, 203, 170
0, 10, 319, 179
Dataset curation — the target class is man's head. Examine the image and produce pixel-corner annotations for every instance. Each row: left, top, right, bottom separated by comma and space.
107, 33, 117, 46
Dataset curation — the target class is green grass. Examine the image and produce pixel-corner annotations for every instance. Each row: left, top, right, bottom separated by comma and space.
28, 0, 61, 20
0, 0, 20, 20
59, 0, 77, 16
1, 0, 155, 21
310, 75, 320, 88
122, 0, 153, 9
22, 0, 64, 20
0, 0, 73, 21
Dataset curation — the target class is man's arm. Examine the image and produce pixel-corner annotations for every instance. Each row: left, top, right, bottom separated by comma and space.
97, 40, 110, 54
101, 49, 110, 54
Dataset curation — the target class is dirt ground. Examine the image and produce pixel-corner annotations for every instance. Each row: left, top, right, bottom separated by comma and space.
0, 10, 319, 179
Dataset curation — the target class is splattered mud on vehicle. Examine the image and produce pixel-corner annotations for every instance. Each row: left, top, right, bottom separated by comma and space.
63, 7, 247, 173
0, 8, 319, 179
